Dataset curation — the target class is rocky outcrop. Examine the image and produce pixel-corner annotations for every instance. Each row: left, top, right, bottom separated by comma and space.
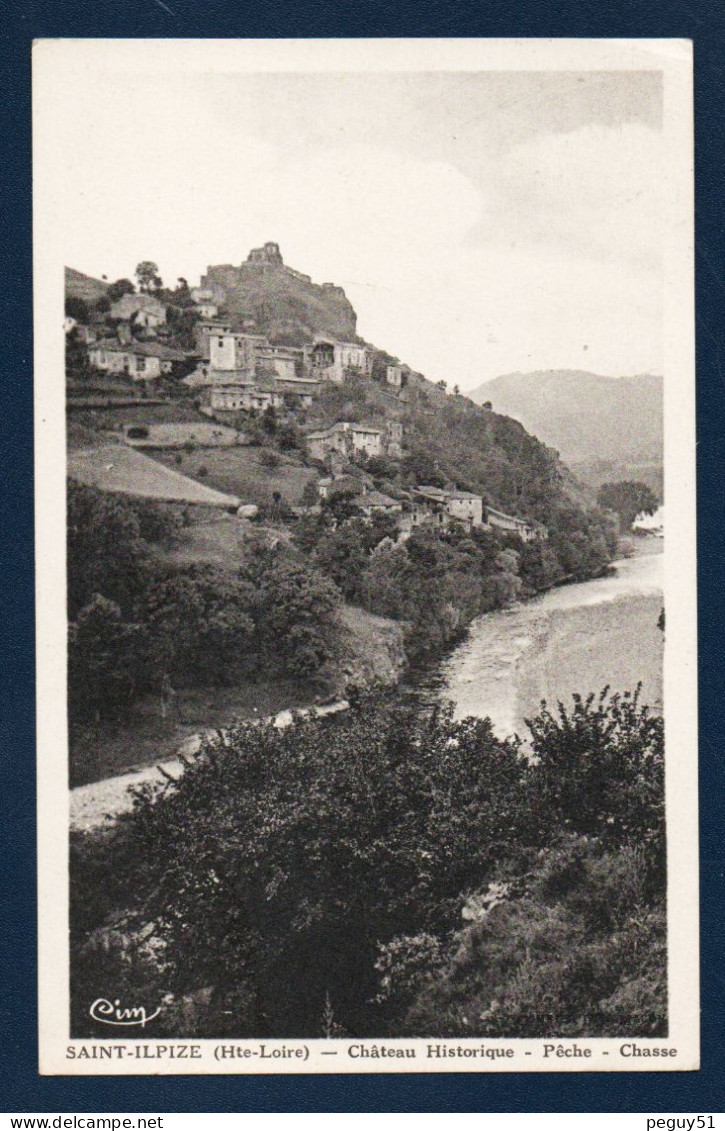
202, 243, 359, 346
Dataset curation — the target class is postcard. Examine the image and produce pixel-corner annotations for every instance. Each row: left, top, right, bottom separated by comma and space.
34, 37, 697, 1073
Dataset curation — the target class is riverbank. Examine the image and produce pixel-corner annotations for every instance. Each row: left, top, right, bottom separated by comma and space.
70, 601, 406, 788
70, 540, 662, 824
429, 540, 663, 739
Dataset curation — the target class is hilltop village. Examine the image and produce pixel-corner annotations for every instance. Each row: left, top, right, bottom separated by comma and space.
66, 242, 548, 543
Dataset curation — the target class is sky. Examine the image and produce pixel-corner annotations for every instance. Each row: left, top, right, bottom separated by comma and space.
53, 59, 664, 389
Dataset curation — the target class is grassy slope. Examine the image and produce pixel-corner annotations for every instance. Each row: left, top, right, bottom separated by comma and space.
148, 446, 318, 507
65, 267, 109, 305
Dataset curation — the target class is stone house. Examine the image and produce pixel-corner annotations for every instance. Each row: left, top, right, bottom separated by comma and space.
195, 319, 233, 360
191, 283, 226, 306
307, 338, 373, 384
444, 488, 484, 527
256, 343, 306, 382
209, 385, 284, 413
274, 379, 318, 409
386, 364, 409, 389
209, 331, 266, 376
397, 501, 435, 538
190, 286, 222, 318
194, 300, 219, 319
484, 506, 542, 542
351, 488, 402, 518
209, 332, 307, 384
385, 420, 404, 458
306, 422, 384, 462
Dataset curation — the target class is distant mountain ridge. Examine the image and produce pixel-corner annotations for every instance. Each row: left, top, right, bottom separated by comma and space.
469, 370, 663, 468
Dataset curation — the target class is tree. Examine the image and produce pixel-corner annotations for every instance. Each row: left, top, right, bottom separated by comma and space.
109, 697, 527, 1035
67, 481, 151, 618
243, 551, 340, 677
135, 261, 163, 293
312, 520, 371, 601
277, 422, 301, 451
261, 405, 277, 436
72, 687, 666, 1038
402, 450, 446, 489
300, 479, 320, 508
142, 566, 255, 685
107, 278, 136, 302
597, 481, 658, 531
525, 686, 664, 860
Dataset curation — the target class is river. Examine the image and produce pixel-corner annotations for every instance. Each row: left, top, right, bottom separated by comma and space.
405, 542, 664, 742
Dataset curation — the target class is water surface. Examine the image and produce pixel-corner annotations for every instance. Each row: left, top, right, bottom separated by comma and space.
405, 545, 664, 741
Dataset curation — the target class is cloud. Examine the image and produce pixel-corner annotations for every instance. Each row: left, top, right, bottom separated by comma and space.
54, 71, 663, 386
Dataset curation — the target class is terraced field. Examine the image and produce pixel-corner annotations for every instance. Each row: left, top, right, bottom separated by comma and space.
67, 444, 240, 507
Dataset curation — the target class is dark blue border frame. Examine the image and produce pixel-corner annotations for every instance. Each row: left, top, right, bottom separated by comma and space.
3, 1, 724, 1113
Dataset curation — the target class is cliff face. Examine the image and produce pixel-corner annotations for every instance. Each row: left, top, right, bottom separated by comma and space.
202, 243, 358, 346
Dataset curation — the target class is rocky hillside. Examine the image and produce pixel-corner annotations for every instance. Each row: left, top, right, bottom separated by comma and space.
201, 242, 358, 345
469, 370, 663, 468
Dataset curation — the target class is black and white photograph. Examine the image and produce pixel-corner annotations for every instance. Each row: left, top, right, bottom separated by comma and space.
33, 38, 697, 1073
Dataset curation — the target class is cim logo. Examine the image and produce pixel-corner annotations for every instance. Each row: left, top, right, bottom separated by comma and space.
89, 998, 162, 1028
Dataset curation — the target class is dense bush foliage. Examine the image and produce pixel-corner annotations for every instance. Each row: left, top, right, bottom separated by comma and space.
71, 688, 665, 1039
295, 501, 618, 661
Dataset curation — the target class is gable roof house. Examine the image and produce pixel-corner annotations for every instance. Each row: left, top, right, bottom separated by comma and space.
208, 383, 284, 414
88, 339, 185, 381
413, 486, 484, 529
109, 294, 167, 327
484, 506, 545, 542
305, 421, 384, 463
350, 488, 402, 518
